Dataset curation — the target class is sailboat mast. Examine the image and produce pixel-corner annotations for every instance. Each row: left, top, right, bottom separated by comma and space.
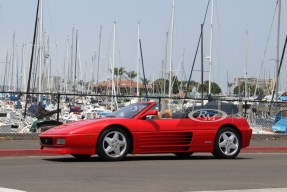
63, 37, 69, 93
244, 28, 248, 98
136, 21, 141, 97
38, 0, 43, 95
69, 27, 75, 92
111, 22, 115, 98
168, 0, 175, 97
168, 0, 175, 98
15, 45, 19, 92
74, 30, 78, 94
180, 49, 185, 93
208, 0, 214, 95
275, 0, 281, 101
21, 44, 26, 92
111, 21, 118, 110
11, 31, 16, 92
201, 24, 204, 105
139, 39, 148, 99
163, 32, 168, 95
45, 36, 51, 93
96, 25, 102, 94
3, 52, 9, 91
24, 0, 41, 118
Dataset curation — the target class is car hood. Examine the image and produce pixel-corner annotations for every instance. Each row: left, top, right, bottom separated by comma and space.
40, 118, 122, 135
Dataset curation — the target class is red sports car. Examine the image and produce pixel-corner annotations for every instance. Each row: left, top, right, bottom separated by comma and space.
39, 102, 252, 161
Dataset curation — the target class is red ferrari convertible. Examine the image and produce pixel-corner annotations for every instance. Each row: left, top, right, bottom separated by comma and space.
40, 102, 252, 161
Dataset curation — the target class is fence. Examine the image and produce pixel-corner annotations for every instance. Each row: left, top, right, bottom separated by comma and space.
1, 91, 287, 142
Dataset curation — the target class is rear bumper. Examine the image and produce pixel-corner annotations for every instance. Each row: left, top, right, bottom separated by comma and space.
241, 129, 253, 148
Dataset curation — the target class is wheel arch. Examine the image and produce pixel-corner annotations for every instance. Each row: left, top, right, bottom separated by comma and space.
96, 124, 134, 154
217, 123, 242, 149
217, 124, 242, 144
213, 124, 243, 159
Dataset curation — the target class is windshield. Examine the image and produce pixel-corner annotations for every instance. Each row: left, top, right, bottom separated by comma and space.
108, 103, 150, 118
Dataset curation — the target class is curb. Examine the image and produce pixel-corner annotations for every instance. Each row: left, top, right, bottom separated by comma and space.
1, 147, 287, 157
0, 149, 50, 157
1, 133, 287, 140
241, 146, 287, 153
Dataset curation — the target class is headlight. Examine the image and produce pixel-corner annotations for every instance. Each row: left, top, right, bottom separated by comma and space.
56, 138, 66, 145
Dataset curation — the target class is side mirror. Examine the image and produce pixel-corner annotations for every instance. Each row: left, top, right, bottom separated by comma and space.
139, 110, 158, 119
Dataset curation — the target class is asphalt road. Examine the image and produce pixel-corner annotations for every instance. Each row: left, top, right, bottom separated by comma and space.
1, 153, 287, 192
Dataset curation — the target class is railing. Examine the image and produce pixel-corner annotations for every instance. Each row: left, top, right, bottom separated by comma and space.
1, 91, 287, 139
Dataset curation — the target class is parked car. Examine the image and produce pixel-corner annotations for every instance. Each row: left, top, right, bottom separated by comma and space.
39, 102, 252, 161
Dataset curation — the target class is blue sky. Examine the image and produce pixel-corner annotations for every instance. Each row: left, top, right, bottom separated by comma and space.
0, 0, 287, 94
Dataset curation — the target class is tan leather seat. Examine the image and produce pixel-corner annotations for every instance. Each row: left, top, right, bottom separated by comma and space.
150, 112, 162, 119
154, 112, 162, 119
162, 110, 172, 119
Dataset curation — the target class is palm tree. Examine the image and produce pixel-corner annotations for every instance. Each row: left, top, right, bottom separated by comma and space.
126, 71, 137, 95
140, 77, 150, 84
140, 77, 150, 95
113, 67, 125, 94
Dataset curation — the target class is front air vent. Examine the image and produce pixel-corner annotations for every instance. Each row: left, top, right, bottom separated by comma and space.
40, 137, 54, 145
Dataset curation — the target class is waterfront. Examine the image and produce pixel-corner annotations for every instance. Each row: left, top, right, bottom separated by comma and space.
0, 92, 287, 137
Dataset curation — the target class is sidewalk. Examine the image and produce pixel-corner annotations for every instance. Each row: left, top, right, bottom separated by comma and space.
243, 134, 287, 153
0, 139, 47, 157
0, 134, 287, 157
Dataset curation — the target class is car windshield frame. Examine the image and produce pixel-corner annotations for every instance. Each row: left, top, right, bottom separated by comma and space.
107, 103, 151, 118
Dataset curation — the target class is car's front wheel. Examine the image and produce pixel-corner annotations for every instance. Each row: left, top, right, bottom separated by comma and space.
213, 127, 241, 159
97, 127, 130, 161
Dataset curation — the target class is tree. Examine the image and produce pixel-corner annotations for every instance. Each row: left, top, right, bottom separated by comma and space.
126, 70, 137, 95
234, 82, 264, 96
254, 87, 264, 96
182, 80, 199, 92
153, 78, 168, 94
113, 67, 126, 94
171, 76, 180, 94
140, 77, 150, 85
126, 71, 137, 79
140, 77, 150, 95
198, 81, 222, 94
113, 67, 126, 77
153, 76, 181, 95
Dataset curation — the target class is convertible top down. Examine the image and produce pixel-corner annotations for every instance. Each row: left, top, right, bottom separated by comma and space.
40, 102, 252, 161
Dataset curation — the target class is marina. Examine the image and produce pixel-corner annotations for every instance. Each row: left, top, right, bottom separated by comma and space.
0, 1, 287, 137
0, 91, 286, 135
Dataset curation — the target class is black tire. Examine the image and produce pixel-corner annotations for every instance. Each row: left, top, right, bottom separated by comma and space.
72, 154, 92, 159
174, 152, 193, 158
213, 127, 241, 159
97, 127, 130, 161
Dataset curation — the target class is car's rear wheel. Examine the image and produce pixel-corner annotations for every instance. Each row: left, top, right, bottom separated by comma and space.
72, 154, 91, 159
97, 127, 130, 161
174, 152, 193, 158
213, 127, 241, 159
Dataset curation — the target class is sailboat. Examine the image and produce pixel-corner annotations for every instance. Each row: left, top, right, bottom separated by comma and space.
254, 0, 282, 101
21, 0, 62, 133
